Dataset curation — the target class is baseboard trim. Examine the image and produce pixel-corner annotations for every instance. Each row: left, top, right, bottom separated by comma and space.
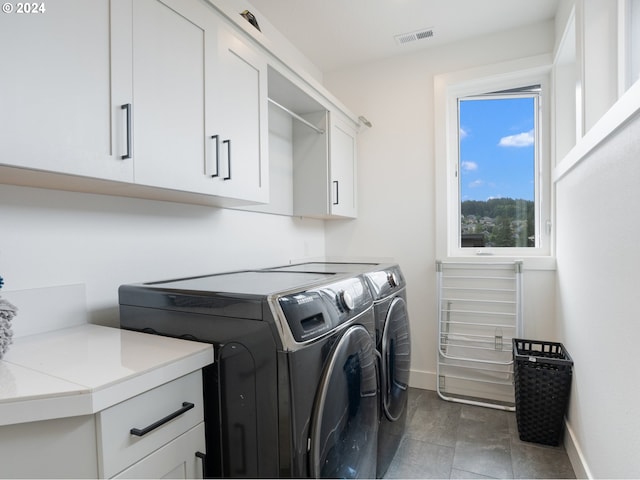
412, 369, 591, 478
409, 369, 436, 390
564, 420, 592, 479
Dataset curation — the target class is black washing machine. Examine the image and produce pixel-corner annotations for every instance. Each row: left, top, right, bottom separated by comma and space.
119, 270, 379, 478
265, 262, 412, 478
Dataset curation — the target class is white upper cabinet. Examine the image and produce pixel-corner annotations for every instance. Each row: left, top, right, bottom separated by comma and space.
1, 0, 267, 205
206, 21, 269, 203
288, 105, 358, 219
328, 114, 358, 218
0, 0, 359, 212
125, 0, 211, 194
267, 67, 359, 219
0, 0, 133, 181
117, 0, 268, 202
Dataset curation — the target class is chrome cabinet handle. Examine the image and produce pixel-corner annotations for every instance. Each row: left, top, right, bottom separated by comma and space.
223, 139, 231, 180
210, 135, 220, 177
121, 103, 132, 160
333, 180, 339, 205
129, 402, 194, 437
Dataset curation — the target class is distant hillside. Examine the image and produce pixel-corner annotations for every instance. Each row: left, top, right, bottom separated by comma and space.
461, 198, 535, 247
461, 198, 534, 219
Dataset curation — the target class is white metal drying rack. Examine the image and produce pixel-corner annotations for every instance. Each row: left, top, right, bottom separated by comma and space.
436, 260, 523, 410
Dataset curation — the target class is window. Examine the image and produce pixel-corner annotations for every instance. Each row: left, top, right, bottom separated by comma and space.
434, 59, 551, 259
624, 0, 640, 90
458, 87, 539, 248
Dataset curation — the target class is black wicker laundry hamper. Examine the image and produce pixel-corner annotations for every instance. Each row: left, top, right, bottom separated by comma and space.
513, 339, 573, 446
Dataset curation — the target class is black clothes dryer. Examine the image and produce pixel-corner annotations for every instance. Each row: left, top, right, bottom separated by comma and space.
265, 262, 412, 478
119, 270, 379, 478
362, 265, 411, 478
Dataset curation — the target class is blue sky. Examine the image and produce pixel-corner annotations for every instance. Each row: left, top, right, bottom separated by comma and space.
459, 97, 535, 202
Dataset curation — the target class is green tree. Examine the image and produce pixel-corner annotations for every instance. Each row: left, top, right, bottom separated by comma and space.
490, 216, 515, 247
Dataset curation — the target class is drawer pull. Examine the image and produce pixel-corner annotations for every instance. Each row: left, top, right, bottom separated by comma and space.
121, 103, 132, 160
223, 139, 231, 180
209, 135, 220, 178
129, 402, 194, 437
196, 451, 206, 478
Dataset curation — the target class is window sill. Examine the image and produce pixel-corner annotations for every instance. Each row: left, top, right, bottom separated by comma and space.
439, 255, 556, 271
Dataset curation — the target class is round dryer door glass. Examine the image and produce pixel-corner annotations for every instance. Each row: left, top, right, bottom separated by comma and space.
309, 325, 379, 479
382, 297, 411, 421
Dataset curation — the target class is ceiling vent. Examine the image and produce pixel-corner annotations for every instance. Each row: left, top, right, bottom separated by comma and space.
394, 27, 435, 46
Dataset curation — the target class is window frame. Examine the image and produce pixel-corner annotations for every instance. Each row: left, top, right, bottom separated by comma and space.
434, 57, 553, 261
457, 88, 540, 249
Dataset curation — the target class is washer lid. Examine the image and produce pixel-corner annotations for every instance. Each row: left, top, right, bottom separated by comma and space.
140, 271, 336, 296
119, 271, 340, 320
268, 262, 380, 273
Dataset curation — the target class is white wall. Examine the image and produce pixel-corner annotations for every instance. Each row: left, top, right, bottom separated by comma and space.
323, 21, 558, 389
211, 0, 323, 82
0, 184, 325, 327
555, 112, 640, 478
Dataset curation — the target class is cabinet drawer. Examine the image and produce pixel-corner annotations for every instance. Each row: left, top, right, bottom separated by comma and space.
98, 371, 204, 478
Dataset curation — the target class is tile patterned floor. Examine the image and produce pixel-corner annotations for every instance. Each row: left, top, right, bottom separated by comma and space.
384, 388, 576, 479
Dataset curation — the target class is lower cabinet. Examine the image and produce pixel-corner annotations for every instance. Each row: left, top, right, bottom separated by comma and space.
0, 415, 99, 479
97, 371, 205, 478
0, 371, 206, 479
113, 424, 205, 479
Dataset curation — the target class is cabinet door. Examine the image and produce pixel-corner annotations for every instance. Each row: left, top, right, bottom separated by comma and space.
0, 415, 98, 479
0, 0, 132, 181
207, 23, 269, 203
113, 423, 206, 479
329, 115, 358, 218
291, 110, 358, 219
128, 0, 218, 194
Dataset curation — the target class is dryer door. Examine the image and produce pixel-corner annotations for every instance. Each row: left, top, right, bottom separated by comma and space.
382, 297, 411, 421
309, 324, 378, 478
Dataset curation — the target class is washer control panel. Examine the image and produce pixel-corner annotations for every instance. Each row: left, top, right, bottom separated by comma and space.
337, 290, 355, 312
278, 276, 372, 342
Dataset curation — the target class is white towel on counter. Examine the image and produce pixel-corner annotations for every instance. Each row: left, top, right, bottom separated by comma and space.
0, 296, 18, 359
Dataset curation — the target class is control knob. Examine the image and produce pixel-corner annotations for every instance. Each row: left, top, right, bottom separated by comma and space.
387, 272, 399, 288
337, 290, 355, 312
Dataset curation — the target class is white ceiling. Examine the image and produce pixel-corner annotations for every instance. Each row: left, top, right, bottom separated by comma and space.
246, 0, 561, 73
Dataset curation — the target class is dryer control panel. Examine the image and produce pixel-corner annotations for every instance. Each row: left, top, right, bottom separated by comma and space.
364, 265, 405, 300
278, 276, 373, 343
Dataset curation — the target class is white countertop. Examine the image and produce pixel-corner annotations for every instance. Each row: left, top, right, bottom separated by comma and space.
0, 324, 214, 426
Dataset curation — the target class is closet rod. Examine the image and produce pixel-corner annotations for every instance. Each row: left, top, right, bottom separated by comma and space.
267, 98, 325, 134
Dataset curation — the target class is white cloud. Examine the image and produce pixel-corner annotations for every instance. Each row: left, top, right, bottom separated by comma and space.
468, 179, 484, 188
461, 161, 478, 172
460, 127, 468, 139
498, 129, 534, 147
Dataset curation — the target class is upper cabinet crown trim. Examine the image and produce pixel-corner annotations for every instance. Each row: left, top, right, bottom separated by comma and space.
202, 0, 361, 128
